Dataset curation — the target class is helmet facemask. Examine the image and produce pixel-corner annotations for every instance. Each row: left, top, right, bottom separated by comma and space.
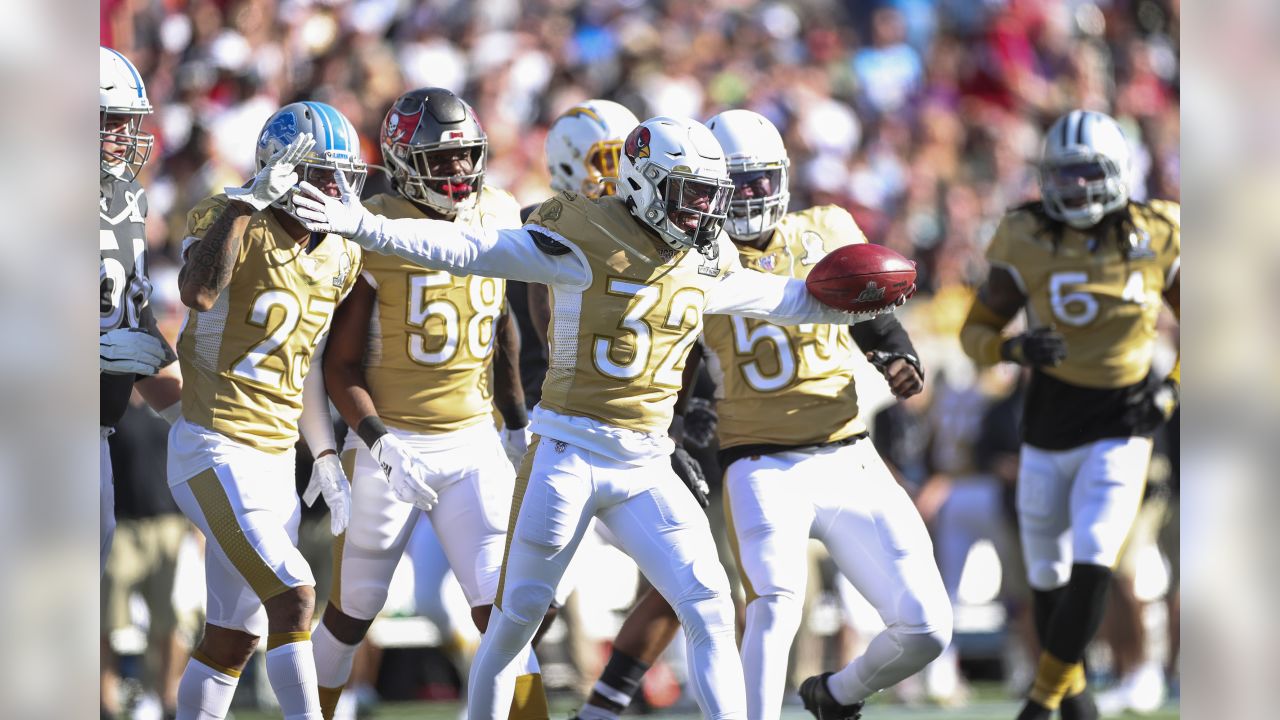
642, 169, 733, 250
389, 139, 486, 215
279, 152, 367, 219
581, 139, 624, 198
726, 165, 789, 243
1040, 152, 1128, 229
100, 111, 154, 181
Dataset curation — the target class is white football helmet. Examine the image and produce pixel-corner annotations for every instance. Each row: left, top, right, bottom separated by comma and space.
1040, 110, 1132, 229
705, 110, 790, 243
618, 116, 733, 251
546, 100, 639, 198
100, 47, 154, 180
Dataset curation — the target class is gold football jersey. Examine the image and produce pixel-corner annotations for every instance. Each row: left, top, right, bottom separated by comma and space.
529, 192, 733, 436
987, 200, 1180, 388
702, 205, 868, 449
178, 194, 363, 452
360, 188, 521, 434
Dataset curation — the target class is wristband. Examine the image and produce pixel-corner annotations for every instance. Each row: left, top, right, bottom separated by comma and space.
357, 415, 389, 448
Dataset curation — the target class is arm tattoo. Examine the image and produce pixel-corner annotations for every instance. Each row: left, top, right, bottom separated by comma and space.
182, 204, 250, 301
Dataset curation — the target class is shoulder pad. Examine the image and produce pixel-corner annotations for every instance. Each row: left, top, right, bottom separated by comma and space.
528, 229, 572, 256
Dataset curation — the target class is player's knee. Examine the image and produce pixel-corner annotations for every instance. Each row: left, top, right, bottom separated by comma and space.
747, 592, 804, 632
672, 594, 736, 648
321, 604, 373, 646
339, 579, 392, 621
1028, 560, 1071, 591
896, 625, 951, 667
197, 623, 259, 670
502, 581, 556, 626
263, 585, 315, 632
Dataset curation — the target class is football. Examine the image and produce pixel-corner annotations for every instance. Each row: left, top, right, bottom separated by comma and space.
805, 243, 917, 313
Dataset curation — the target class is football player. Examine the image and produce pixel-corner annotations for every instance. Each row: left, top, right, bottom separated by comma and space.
292, 115, 895, 720
167, 102, 377, 720
308, 87, 547, 720
702, 110, 951, 720
100, 46, 182, 574
960, 109, 1180, 720
536, 101, 716, 720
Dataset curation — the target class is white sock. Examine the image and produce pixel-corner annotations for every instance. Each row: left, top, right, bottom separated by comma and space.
266, 637, 322, 719
311, 622, 359, 689
827, 628, 947, 705
176, 655, 239, 720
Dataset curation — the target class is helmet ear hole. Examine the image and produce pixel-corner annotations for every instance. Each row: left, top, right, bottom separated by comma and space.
628, 177, 641, 191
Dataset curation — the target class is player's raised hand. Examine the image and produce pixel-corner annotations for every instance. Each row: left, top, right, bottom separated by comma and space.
370, 434, 439, 512
225, 132, 315, 211
303, 452, 351, 535
100, 327, 167, 376
293, 169, 370, 237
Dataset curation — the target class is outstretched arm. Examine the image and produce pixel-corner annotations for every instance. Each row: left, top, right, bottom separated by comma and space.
291, 180, 588, 287
703, 266, 882, 325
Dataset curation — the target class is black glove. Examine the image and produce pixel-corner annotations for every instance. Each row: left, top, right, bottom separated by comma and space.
682, 397, 718, 451
1001, 327, 1068, 367
671, 446, 711, 509
1123, 378, 1179, 435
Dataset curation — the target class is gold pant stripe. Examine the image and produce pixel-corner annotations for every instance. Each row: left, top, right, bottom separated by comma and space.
189, 468, 289, 601
509, 672, 550, 720
327, 449, 359, 615
267, 630, 311, 650
191, 647, 242, 679
722, 479, 758, 605
495, 435, 541, 612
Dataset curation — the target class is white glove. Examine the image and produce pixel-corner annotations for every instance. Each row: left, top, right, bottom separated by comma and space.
370, 434, 439, 512
100, 327, 167, 375
292, 171, 372, 237
500, 425, 532, 468
224, 133, 315, 211
302, 453, 351, 536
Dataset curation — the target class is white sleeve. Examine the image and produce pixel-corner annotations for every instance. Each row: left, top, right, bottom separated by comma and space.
299, 335, 337, 457
703, 263, 880, 326
352, 214, 589, 288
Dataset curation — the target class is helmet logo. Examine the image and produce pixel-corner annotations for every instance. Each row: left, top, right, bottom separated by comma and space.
384, 109, 423, 145
262, 112, 298, 147
624, 126, 651, 161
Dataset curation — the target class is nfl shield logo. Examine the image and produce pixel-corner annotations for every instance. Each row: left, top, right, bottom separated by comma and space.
759, 254, 777, 272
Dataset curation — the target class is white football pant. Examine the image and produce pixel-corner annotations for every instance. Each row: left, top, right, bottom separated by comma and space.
167, 417, 313, 636
469, 436, 745, 720
725, 438, 952, 718
1017, 437, 1153, 590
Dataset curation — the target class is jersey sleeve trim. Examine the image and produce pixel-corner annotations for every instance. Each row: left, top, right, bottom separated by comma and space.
521, 223, 593, 292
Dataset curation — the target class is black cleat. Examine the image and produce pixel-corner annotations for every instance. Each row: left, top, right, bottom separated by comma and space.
799, 673, 864, 720
1015, 699, 1052, 720
1059, 692, 1099, 720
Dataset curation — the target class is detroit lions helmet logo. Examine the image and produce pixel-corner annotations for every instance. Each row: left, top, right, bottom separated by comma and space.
260, 112, 298, 148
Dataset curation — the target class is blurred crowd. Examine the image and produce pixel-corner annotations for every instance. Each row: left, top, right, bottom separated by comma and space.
101, 0, 1180, 716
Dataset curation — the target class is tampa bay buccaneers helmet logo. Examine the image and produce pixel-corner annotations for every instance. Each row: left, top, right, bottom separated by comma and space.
624, 126, 651, 161
383, 108, 424, 146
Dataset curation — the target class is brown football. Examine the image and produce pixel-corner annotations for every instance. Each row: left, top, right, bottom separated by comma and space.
805, 243, 917, 313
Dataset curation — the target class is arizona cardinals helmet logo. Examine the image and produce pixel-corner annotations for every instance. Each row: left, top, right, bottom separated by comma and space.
624, 126, 651, 161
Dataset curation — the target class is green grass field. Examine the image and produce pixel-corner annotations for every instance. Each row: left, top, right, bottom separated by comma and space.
228, 690, 1180, 719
